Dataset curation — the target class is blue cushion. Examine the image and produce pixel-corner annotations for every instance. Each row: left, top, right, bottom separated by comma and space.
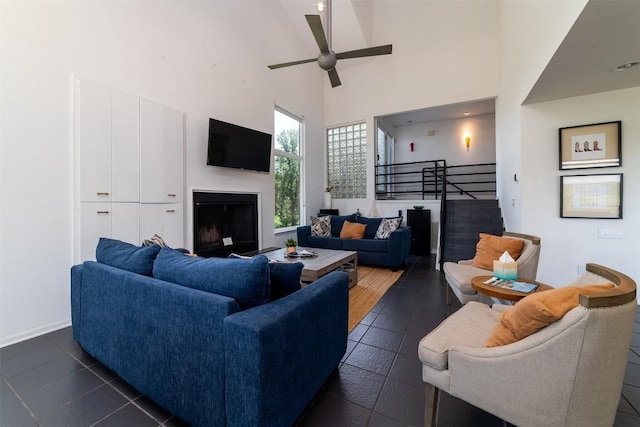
95, 238, 160, 276
268, 262, 303, 300
227, 254, 303, 301
356, 216, 384, 239
343, 238, 388, 253
153, 248, 270, 309
307, 236, 344, 250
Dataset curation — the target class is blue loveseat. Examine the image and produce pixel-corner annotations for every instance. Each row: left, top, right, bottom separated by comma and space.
297, 214, 411, 269
71, 239, 349, 427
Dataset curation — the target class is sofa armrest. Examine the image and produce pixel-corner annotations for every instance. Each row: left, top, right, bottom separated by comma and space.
224, 271, 349, 427
388, 226, 411, 259
297, 225, 312, 247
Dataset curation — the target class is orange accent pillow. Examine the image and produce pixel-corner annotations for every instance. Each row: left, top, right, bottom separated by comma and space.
340, 220, 367, 239
485, 283, 615, 347
471, 233, 525, 270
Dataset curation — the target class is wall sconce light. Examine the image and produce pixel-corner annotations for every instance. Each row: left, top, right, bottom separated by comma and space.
465, 136, 471, 151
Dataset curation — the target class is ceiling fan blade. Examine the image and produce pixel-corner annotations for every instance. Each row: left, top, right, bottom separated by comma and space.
336, 44, 393, 60
305, 14, 330, 54
268, 57, 318, 70
327, 68, 341, 88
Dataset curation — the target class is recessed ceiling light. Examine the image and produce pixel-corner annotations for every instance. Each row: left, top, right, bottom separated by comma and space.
612, 61, 640, 72
463, 112, 471, 116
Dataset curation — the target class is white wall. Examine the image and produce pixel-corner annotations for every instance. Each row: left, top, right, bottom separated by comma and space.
520, 88, 640, 288
393, 114, 496, 165
0, 1, 325, 346
496, 0, 588, 230
497, 0, 639, 294
324, 0, 501, 218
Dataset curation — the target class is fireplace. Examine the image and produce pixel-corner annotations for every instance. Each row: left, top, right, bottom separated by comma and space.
193, 192, 258, 258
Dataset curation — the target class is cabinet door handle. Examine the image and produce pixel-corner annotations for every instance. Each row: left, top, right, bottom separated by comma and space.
96, 210, 110, 214
167, 193, 176, 197
166, 209, 176, 213
96, 192, 110, 196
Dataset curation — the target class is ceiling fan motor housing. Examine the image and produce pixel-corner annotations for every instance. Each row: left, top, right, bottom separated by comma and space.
318, 52, 337, 71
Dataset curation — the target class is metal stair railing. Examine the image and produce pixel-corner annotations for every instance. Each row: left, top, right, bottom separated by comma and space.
375, 160, 496, 200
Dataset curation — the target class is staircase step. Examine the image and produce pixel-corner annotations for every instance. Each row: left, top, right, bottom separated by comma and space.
441, 199, 505, 264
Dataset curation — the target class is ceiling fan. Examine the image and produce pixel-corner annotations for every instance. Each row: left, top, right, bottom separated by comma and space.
268, 11, 392, 88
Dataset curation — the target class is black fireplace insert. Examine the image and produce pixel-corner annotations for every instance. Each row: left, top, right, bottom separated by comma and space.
193, 192, 258, 258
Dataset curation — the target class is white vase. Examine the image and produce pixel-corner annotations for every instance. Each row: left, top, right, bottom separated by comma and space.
324, 192, 332, 209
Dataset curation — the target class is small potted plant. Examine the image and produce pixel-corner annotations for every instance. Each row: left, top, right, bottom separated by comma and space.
285, 238, 297, 254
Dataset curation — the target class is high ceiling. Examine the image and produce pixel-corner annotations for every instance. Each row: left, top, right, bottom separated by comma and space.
524, 0, 640, 104
387, 0, 639, 126
276, 0, 639, 126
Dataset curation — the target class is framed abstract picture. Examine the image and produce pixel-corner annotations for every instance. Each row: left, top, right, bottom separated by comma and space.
560, 174, 623, 219
559, 121, 621, 170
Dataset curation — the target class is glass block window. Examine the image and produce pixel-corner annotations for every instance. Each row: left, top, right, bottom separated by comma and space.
327, 122, 367, 199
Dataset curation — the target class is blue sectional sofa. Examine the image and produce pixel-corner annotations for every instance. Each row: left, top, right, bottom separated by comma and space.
297, 214, 411, 269
71, 239, 349, 427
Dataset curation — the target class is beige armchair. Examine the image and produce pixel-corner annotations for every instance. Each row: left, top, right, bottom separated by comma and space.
419, 263, 637, 427
443, 232, 541, 304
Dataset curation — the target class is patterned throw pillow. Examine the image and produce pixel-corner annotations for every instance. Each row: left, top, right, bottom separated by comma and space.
375, 217, 402, 240
310, 215, 331, 237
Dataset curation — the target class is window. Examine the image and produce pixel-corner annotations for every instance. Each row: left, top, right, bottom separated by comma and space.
327, 122, 367, 199
375, 123, 394, 197
274, 107, 303, 230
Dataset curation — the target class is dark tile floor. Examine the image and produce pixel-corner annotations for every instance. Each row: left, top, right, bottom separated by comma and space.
1, 255, 639, 426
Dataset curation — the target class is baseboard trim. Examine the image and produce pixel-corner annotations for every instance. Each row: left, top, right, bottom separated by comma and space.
1, 319, 71, 348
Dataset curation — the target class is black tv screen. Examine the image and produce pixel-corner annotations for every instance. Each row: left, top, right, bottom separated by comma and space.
207, 118, 272, 173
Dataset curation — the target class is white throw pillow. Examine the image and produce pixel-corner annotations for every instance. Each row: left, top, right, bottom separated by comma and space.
310, 216, 331, 237
375, 217, 402, 239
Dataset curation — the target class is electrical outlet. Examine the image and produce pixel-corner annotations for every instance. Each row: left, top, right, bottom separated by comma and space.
598, 227, 624, 239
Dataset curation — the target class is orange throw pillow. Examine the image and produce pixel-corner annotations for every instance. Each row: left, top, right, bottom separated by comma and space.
471, 233, 525, 270
485, 283, 615, 347
340, 220, 367, 239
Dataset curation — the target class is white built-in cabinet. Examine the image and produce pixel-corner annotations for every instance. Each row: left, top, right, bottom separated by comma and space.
75, 79, 185, 262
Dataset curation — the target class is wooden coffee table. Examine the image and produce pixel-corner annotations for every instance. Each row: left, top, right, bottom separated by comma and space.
262, 247, 358, 287
472, 275, 553, 302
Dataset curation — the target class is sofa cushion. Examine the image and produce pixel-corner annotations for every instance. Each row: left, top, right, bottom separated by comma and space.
485, 283, 615, 347
419, 301, 500, 371
153, 248, 271, 309
340, 220, 367, 239
268, 262, 304, 301
375, 217, 402, 239
330, 215, 356, 237
310, 215, 331, 237
306, 236, 344, 250
471, 233, 525, 270
343, 238, 388, 253
227, 253, 303, 301
356, 216, 383, 239
96, 237, 160, 276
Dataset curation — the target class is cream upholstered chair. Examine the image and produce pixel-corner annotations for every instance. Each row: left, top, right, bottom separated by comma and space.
443, 232, 541, 304
418, 263, 637, 427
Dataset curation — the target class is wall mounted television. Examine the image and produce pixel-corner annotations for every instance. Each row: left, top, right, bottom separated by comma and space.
207, 118, 272, 173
